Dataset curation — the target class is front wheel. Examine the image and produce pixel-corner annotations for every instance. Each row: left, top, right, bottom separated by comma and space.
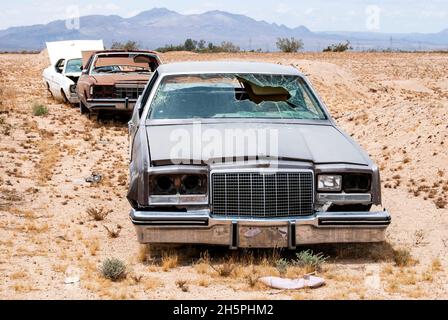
61, 90, 68, 104
79, 101, 89, 115
46, 82, 53, 97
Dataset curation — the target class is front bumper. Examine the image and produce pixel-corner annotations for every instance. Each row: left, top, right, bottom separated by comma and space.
130, 209, 391, 248
86, 98, 137, 112
68, 93, 79, 104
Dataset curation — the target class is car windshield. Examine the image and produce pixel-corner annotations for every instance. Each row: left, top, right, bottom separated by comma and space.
92, 54, 158, 74
148, 74, 327, 120
65, 58, 82, 74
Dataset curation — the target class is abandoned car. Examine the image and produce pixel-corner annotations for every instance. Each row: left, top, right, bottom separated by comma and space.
77, 50, 161, 116
42, 40, 104, 104
127, 62, 391, 248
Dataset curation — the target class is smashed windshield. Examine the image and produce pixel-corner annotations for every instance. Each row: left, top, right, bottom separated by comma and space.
65, 58, 82, 74
148, 74, 327, 120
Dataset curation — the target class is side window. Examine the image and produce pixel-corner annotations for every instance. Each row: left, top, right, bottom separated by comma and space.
83, 55, 94, 73
139, 71, 159, 116
55, 59, 65, 74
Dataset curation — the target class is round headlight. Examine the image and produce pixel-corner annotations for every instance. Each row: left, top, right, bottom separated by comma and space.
155, 176, 174, 193
182, 175, 203, 194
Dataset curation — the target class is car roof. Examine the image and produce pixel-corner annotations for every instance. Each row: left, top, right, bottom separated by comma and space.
93, 50, 159, 56
156, 61, 303, 76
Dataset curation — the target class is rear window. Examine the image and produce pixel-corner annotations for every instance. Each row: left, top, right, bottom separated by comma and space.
148, 73, 327, 120
92, 54, 159, 74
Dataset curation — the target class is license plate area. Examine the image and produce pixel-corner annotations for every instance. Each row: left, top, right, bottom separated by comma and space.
237, 225, 290, 248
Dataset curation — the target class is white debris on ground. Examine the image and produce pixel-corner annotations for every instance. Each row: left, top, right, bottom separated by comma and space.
259, 275, 325, 290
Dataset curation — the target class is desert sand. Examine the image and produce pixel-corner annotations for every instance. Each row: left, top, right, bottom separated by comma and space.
0, 51, 447, 299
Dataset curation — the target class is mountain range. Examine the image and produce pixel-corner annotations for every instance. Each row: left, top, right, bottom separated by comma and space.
0, 8, 447, 51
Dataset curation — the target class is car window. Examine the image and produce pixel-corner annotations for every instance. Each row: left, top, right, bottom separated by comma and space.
55, 59, 65, 73
148, 74, 327, 120
140, 71, 159, 109
65, 58, 82, 74
91, 54, 159, 74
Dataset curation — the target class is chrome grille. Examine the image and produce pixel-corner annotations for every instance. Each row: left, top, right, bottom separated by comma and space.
211, 171, 314, 217
114, 86, 144, 99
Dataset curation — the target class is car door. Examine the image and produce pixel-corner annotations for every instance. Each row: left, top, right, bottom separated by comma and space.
50, 59, 66, 99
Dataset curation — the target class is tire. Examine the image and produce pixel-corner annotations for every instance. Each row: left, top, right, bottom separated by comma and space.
61, 90, 68, 104
46, 82, 53, 97
79, 101, 91, 116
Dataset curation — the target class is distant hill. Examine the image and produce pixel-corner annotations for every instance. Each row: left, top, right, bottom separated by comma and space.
0, 7, 447, 51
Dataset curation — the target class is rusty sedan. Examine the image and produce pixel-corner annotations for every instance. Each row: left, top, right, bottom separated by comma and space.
77, 50, 161, 117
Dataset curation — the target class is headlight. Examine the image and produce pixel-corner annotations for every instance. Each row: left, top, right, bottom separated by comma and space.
317, 175, 342, 191
149, 174, 208, 205
154, 175, 175, 195
69, 84, 77, 93
343, 173, 371, 193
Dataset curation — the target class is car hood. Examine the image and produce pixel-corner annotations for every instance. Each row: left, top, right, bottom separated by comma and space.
146, 122, 370, 165
91, 74, 151, 85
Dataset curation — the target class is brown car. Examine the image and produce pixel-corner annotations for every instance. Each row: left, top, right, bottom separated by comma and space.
77, 50, 161, 116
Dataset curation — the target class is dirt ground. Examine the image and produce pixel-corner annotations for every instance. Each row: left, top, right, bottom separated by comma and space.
0, 51, 447, 300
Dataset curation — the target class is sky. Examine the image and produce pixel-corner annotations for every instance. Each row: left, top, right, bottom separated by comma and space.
0, 0, 447, 33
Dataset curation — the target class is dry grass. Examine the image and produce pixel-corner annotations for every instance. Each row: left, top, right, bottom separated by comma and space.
12, 283, 33, 293
393, 248, 416, 267
87, 207, 112, 221
142, 277, 161, 291
36, 141, 60, 185
434, 197, 447, 209
161, 252, 179, 271
103, 225, 121, 238
431, 258, 443, 272
87, 238, 100, 256
175, 279, 189, 292
10, 271, 28, 280
197, 278, 210, 287
137, 244, 151, 263
211, 261, 236, 277
0, 85, 18, 112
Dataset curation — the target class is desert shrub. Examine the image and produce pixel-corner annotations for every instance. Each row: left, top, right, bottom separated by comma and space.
323, 41, 353, 52
87, 207, 112, 221
219, 41, 240, 53
276, 37, 304, 52
103, 225, 121, 238
294, 249, 328, 272
156, 39, 240, 53
32, 103, 48, 116
434, 197, 447, 209
100, 258, 126, 281
275, 258, 289, 276
175, 280, 189, 292
110, 41, 139, 51
211, 261, 235, 277
393, 248, 414, 267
